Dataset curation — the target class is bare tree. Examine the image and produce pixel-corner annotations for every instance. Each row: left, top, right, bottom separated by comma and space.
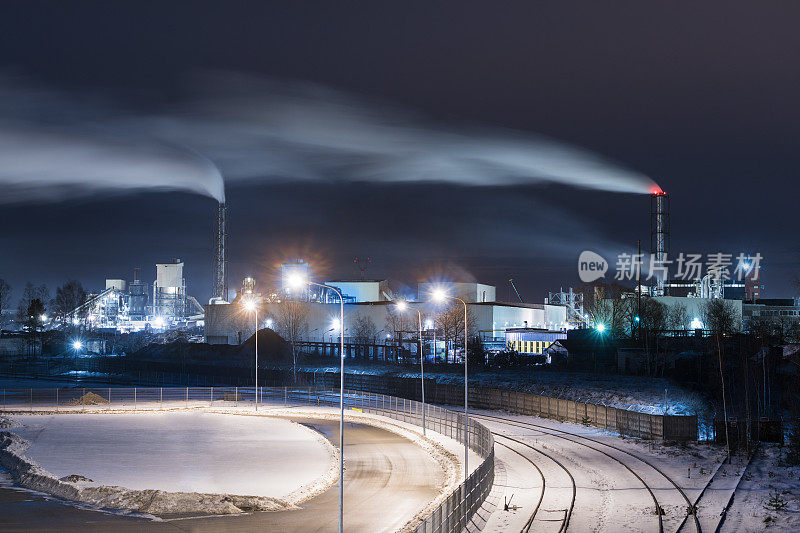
666, 302, 689, 332
433, 302, 476, 363
0, 278, 11, 327
581, 282, 635, 336
275, 300, 310, 382
385, 306, 416, 362
352, 313, 377, 359
53, 280, 87, 322
702, 299, 740, 335
16, 283, 49, 359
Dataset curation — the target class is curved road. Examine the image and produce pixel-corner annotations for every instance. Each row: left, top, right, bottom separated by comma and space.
0, 418, 445, 533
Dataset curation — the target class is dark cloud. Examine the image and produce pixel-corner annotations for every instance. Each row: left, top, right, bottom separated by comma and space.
0, 1, 797, 301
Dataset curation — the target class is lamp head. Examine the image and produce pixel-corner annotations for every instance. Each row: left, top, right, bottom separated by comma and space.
396, 300, 408, 311
72, 340, 83, 351
243, 299, 257, 312
595, 323, 606, 333
431, 288, 447, 303
286, 272, 307, 290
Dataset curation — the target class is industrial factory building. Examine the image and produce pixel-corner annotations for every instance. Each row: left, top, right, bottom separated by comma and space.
204, 278, 567, 348
70, 259, 205, 332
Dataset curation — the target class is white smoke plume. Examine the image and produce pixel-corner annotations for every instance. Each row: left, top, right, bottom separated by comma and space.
0, 75, 225, 203
0, 72, 659, 204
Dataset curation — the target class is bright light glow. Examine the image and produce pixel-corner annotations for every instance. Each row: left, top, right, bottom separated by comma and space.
634, 316, 640, 322
331, 318, 341, 331
243, 299, 257, 312
286, 272, 307, 289
396, 300, 408, 311
153, 317, 165, 328
691, 317, 704, 329
424, 319, 434, 329
265, 318, 274, 328
595, 323, 606, 333
72, 340, 83, 351
40, 314, 47, 321
386, 334, 391, 339
431, 288, 447, 303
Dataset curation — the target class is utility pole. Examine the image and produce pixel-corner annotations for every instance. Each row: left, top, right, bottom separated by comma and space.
637, 239, 642, 341
717, 333, 731, 464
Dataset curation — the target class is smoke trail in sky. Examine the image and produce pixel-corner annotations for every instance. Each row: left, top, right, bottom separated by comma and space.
0, 75, 225, 204
0, 72, 658, 204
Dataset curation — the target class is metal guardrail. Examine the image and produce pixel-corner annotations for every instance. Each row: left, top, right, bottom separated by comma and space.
0, 385, 494, 533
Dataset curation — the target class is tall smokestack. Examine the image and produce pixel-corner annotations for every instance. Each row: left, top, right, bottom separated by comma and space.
213, 202, 228, 301
650, 190, 669, 296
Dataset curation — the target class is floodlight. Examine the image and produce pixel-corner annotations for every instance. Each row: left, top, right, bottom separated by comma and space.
286, 272, 307, 289
596, 323, 606, 333
72, 340, 83, 350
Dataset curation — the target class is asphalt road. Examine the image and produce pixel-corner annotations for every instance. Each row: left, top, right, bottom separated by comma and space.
0, 418, 445, 533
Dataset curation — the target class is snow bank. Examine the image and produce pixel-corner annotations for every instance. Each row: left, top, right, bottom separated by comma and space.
0, 412, 341, 516
0, 430, 290, 514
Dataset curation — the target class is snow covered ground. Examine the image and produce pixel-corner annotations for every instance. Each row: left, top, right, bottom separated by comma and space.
722, 445, 800, 532
10, 412, 333, 498
0, 411, 339, 515
473, 409, 728, 533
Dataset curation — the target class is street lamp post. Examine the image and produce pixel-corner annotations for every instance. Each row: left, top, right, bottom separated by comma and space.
287, 274, 345, 533
397, 301, 426, 436
71, 340, 83, 386
432, 289, 469, 482
244, 300, 259, 411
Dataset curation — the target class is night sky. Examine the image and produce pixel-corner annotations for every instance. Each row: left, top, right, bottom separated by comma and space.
0, 2, 798, 303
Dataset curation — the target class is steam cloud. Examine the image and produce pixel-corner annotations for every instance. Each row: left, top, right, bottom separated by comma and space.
0, 72, 658, 204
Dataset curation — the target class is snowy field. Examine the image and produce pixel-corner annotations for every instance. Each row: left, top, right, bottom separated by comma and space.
9, 411, 334, 499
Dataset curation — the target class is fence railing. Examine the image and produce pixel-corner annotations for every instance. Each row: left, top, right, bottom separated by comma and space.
0, 385, 494, 533
314, 372, 698, 441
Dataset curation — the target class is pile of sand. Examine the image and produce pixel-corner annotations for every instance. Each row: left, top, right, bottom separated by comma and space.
68, 392, 109, 406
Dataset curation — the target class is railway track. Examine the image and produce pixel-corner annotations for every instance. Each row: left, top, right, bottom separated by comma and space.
474, 412, 702, 533
493, 433, 576, 533
675, 446, 758, 533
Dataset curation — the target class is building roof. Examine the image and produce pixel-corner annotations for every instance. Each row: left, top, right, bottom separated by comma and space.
325, 279, 387, 283
469, 301, 546, 309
